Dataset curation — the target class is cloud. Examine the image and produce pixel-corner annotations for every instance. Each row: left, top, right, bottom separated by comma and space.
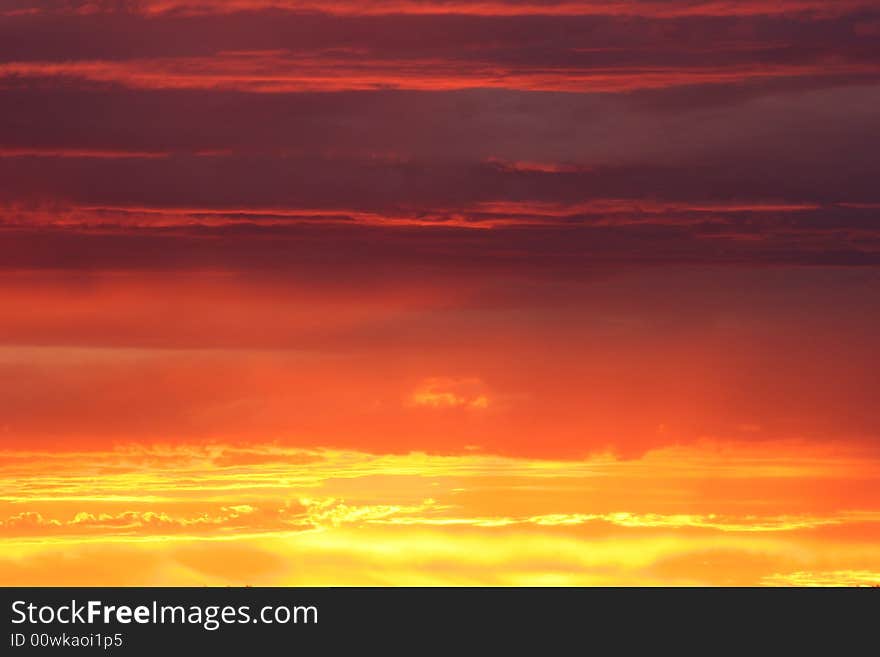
409, 377, 491, 409
1, 6, 878, 95
2, 84, 878, 165
0, 506, 265, 536
762, 570, 880, 586
4, 1, 877, 18
299, 497, 443, 528
5, 56, 874, 94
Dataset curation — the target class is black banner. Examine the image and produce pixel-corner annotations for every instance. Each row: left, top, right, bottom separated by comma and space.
0, 587, 874, 653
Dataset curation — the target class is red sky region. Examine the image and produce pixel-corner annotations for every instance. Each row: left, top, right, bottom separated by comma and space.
1, 0, 879, 586
1, 265, 878, 457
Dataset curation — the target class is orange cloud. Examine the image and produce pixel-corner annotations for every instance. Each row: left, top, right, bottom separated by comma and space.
409, 378, 491, 410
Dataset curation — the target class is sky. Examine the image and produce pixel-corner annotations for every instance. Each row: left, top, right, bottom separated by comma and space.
1, 0, 879, 586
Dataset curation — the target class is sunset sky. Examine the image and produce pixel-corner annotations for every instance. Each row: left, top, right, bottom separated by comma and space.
1, 0, 879, 586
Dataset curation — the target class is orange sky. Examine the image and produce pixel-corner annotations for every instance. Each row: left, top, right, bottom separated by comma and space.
1, 0, 879, 586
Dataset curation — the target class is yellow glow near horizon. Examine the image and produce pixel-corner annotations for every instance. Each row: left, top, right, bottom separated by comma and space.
2, 441, 879, 586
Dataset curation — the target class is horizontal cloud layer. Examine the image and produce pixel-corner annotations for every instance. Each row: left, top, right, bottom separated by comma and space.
2, 442, 879, 585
